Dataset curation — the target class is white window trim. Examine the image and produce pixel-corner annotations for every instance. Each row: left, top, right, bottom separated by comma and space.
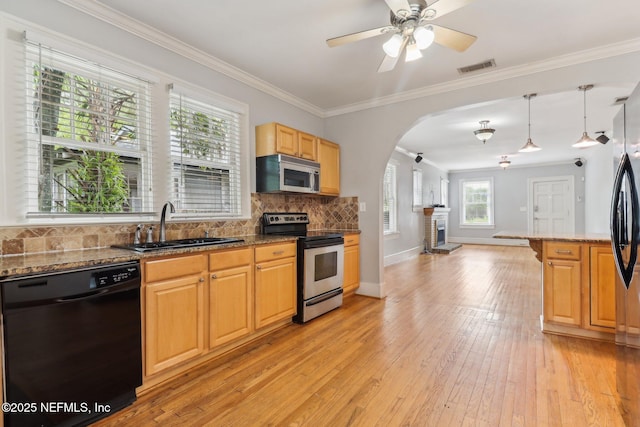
383, 161, 398, 235
459, 177, 495, 228
412, 168, 423, 212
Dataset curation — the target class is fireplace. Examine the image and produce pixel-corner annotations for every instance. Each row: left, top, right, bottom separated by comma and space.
436, 219, 446, 247
422, 207, 450, 251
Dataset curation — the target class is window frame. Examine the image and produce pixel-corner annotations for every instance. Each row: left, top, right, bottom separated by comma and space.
459, 177, 495, 229
383, 162, 398, 235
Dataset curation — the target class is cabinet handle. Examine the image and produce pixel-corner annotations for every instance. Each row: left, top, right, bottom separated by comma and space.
211, 274, 217, 279
256, 265, 262, 270
548, 261, 552, 266
347, 239, 354, 244
272, 250, 284, 255
555, 249, 572, 255
199, 277, 205, 283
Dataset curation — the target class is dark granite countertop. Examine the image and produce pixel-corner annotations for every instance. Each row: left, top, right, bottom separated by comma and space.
0, 235, 297, 277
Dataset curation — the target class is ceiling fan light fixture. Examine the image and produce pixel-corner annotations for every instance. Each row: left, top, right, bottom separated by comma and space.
382, 34, 403, 58
414, 26, 434, 50
405, 40, 422, 62
572, 84, 599, 148
474, 120, 495, 143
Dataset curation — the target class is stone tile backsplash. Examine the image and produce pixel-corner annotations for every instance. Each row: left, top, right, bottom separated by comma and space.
0, 194, 359, 256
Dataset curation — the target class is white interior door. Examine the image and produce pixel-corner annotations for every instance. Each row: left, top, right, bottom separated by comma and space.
528, 176, 575, 234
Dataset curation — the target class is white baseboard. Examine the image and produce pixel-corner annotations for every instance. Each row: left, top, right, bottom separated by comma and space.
383, 245, 423, 267
356, 281, 386, 299
447, 236, 529, 246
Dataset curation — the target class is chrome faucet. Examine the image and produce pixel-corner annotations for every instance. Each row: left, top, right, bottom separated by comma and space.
159, 201, 175, 242
134, 224, 143, 244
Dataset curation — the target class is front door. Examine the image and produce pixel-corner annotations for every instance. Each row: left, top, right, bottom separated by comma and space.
529, 176, 575, 234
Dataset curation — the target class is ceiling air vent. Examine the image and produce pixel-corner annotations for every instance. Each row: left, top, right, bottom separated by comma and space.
457, 59, 496, 75
613, 96, 629, 105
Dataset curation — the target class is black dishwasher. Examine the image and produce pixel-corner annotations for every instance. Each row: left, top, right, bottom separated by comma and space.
0, 261, 142, 427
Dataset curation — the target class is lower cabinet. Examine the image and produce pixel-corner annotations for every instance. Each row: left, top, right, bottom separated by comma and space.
542, 241, 615, 339
343, 233, 360, 295
143, 254, 207, 376
209, 248, 253, 348
254, 242, 297, 329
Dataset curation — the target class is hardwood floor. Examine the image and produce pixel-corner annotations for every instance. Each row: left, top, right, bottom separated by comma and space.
94, 245, 626, 426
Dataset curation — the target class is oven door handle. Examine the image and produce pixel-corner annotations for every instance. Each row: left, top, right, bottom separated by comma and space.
305, 288, 344, 307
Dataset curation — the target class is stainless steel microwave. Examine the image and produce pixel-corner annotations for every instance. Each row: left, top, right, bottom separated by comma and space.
256, 154, 320, 194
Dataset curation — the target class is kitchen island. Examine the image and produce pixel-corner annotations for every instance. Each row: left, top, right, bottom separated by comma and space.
494, 231, 615, 341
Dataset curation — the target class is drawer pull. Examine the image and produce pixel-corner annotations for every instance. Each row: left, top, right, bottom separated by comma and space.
272, 250, 285, 255
548, 261, 552, 266
211, 274, 217, 279
256, 265, 262, 270
347, 239, 354, 244
555, 249, 573, 255
199, 277, 205, 283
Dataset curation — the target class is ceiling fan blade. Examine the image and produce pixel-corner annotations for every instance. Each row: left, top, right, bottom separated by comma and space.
377, 37, 408, 72
431, 24, 477, 52
384, 0, 411, 16
327, 25, 395, 47
424, 0, 475, 19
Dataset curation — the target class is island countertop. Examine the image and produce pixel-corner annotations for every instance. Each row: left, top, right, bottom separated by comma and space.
493, 230, 611, 243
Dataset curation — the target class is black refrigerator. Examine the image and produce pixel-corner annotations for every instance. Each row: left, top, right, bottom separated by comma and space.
611, 81, 640, 425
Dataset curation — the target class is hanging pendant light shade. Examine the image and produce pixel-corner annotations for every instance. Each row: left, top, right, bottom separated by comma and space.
572, 84, 599, 148
474, 120, 495, 143
499, 156, 511, 169
519, 93, 542, 153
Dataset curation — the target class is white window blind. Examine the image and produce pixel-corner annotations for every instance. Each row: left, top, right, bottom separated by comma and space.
169, 87, 242, 216
383, 163, 397, 234
412, 168, 423, 210
25, 39, 152, 215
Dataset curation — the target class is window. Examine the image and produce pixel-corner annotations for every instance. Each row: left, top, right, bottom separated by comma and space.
169, 87, 243, 216
412, 168, 423, 211
460, 178, 494, 227
25, 40, 152, 215
383, 163, 397, 234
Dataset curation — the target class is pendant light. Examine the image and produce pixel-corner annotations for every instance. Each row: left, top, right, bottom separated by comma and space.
572, 84, 599, 148
519, 93, 541, 152
499, 156, 511, 169
474, 120, 495, 143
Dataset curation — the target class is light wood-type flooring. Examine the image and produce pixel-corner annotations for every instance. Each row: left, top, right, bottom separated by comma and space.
94, 244, 627, 426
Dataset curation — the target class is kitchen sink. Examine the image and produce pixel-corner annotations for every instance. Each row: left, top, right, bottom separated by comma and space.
113, 237, 244, 252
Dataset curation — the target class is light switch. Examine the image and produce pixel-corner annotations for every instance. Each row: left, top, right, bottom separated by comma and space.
359, 202, 366, 212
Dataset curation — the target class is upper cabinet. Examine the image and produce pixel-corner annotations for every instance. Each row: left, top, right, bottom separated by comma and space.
318, 138, 340, 196
256, 122, 317, 161
255, 122, 341, 196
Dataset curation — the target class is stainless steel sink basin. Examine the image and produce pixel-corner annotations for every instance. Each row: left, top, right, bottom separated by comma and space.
113, 237, 244, 252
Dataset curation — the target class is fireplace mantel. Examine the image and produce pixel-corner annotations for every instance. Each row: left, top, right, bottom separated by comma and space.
423, 207, 451, 216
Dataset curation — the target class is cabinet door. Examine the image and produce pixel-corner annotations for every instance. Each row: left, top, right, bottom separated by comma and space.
543, 259, 581, 326
318, 139, 340, 195
590, 246, 616, 329
275, 124, 297, 156
145, 275, 206, 376
343, 236, 360, 294
298, 131, 317, 160
254, 257, 296, 329
210, 264, 253, 347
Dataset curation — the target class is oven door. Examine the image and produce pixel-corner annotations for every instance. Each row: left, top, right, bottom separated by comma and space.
303, 241, 344, 299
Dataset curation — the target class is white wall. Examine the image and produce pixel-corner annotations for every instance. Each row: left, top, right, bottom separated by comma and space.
583, 142, 615, 233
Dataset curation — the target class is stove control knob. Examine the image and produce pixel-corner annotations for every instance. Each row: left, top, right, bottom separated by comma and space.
273, 216, 279, 222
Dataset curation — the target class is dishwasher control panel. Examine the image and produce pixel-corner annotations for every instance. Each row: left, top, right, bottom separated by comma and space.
91, 264, 140, 289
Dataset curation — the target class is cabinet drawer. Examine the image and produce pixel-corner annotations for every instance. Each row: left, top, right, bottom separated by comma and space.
255, 242, 296, 263
344, 233, 360, 247
209, 247, 252, 270
545, 242, 582, 261
144, 254, 207, 283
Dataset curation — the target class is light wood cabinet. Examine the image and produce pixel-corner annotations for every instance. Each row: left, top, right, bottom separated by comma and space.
143, 254, 207, 376
543, 242, 582, 327
209, 248, 254, 348
318, 138, 340, 196
256, 122, 317, 161
254, 242, 297, 329
343, 233, 360, 295
541, 241, 616, 340
589, 245, 616, 329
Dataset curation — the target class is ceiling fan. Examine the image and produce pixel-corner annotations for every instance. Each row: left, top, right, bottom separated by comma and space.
326, 0, 477, 72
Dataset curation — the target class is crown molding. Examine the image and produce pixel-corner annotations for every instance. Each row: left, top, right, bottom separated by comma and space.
57, 0, 325, 117
56, 1, 640, 120
324, 38, 640, 117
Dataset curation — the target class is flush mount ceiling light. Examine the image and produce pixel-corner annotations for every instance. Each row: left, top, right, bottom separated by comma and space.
572, 84, 599, 148
519, 93, 542, 153
415, 152, 423, 163
499, 156, 511, 169
474, 120, 495, 144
